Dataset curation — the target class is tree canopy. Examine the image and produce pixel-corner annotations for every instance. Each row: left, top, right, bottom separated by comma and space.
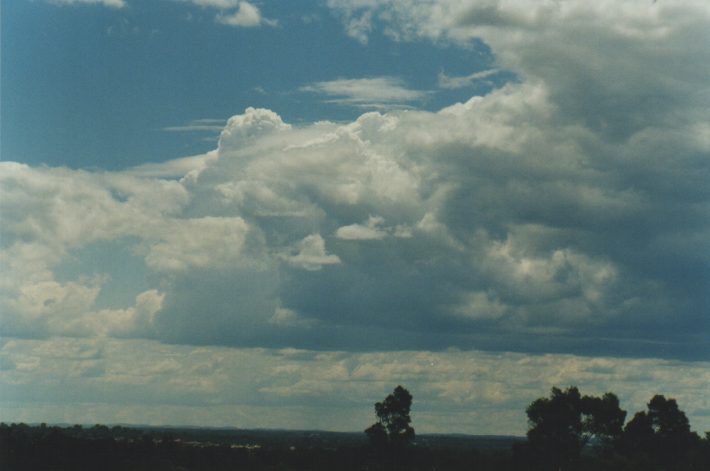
365, 385, 415, 449
525, 386, 626, 470
622, 395, 700, 469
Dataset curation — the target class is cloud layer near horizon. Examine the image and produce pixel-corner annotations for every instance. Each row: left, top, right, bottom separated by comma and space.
1, 337, 708, 434
2, 0, 709, 361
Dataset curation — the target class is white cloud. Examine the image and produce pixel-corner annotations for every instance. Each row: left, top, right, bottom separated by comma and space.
48, 0, 125, 7
344, 10, 373, 44
125, 151, 218, 179
480, 230, 618, 321
327, 0, 710, 137
187, 0, 241, 7
301, 77, 427, 108
143, 217, 250, 272
269, 306, 314, 327
3, 277, 102, 337
1, 338, 708, 434
184, 0, 277, 28
3, 1, 709, 361
336, 216, 388, 240
4, 64, 708, 354
162, 119, 226, 133
217, 1, 263, 27
218, 107, 291, 151
3, 0, 709, 436
95, 290, 165, 338
282, 234, 341, 271
438, 68, 501, 89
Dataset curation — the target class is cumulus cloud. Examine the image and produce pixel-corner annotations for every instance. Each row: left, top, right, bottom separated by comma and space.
336, 216, 388, 240
2, 0, 709, 361
125, 151, 218, 179
183, 0, 277, 28
327, 0, 710, 138
282, 234, 342, 271
217, 2, 262, 27
218, 107, 292, 150
143, 217, 250, 273
0, 163, 187, 339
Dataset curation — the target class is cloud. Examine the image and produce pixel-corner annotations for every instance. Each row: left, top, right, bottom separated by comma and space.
2, 1, 709, 361
301, 77, 427, 109
185, 1, 277, 28
125, 151, 218, 179
187, 0, 241, 7
269, 306, 315, 328
344, 10, 373, 44
217, 2, 262, 27
438, 68, 501, 90
1, 337, 708, 434
162, 119, 226, 133
336, 216, 388, 240
3, 0, 709, 436
48, 0, 125, 7
326, 0, 710, 139
282, 234, 342, 271
143, 217, 250, 273
0, 162, 182, 340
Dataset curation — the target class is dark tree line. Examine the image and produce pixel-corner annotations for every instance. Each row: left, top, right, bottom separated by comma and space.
363, 385, 709, 471
522, 386, 626, 469
1, 385, 708, 470
518, 386, 708, 471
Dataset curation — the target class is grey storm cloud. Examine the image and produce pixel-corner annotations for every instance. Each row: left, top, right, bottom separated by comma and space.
1, 0, 708, 361
153, 75, 707, 357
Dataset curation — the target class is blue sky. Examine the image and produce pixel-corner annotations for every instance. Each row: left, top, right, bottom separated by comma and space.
2, 0, 502, 169
1, 0, 709, 434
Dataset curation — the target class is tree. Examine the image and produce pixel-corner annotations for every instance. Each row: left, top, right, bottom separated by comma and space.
622, 395, 699, 469
365, 385, 415, 449
526, 386, 584, 470
581, 392, 626, 449
622, 410, 655, 452
526, 386, 626, 470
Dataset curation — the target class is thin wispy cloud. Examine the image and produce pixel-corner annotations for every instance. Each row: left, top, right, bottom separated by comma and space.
187, 0, 241, 7
125, 151, 218, 178
162, 119, 226, 133
301, 77, 427, 108
48, 0, 125, 7
438, 68, 501, 89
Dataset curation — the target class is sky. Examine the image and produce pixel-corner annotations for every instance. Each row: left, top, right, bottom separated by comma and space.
0, 0, 708, 435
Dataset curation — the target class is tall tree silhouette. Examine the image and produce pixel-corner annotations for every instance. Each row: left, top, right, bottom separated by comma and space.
365, 385, 415, 449
623, 395, 699, 470
526, 386, 626, 470
581, 392, 626, 450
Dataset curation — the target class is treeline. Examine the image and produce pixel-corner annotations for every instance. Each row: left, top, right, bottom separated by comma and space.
1, 386, 709, 470
362, 385, 710, 470
515, 387, 710, 471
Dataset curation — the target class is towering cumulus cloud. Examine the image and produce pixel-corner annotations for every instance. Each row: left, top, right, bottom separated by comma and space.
2, 1, 709, 358
1, 0, 709, 434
